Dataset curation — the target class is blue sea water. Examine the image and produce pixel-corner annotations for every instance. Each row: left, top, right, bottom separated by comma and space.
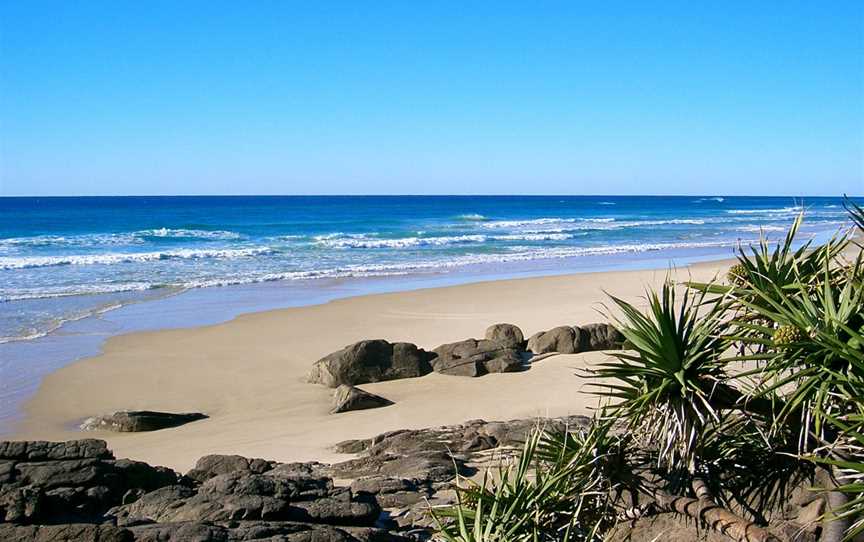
0, 195, 855, 433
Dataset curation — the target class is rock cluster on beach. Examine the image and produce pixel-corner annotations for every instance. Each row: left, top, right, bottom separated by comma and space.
310, 321, 624, 390
305, 321, 627, 413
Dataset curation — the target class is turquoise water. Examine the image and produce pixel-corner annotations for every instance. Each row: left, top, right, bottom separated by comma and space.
0, 195, 854, 433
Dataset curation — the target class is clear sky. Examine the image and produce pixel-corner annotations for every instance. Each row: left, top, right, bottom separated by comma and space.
1, 1, 862, 196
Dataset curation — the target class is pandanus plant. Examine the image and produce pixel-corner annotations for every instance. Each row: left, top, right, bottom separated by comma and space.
432, 201, 864, 542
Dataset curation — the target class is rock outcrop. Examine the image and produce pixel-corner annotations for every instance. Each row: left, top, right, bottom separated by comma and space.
309, 340, 434, 388
527, 322, 624, 355
0, 412, 819, 541
331, 385, 393, 414
80, 411, 207, 432
0, 439, 406, 541
483, 323, 524, 349
527, 325, 580, 354
0, 439, 177, 525
579, 323, 625, 351
431, 339, 524, 377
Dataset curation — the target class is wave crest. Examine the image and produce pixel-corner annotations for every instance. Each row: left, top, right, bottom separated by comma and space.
0, 247, 273, 270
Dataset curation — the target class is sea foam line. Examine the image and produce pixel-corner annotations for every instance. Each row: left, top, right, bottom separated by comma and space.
0, 247, 273, 270
726, 206, 803, 215
0, 228, 243, 249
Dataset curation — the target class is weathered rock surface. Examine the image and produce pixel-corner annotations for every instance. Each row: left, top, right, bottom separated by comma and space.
80, 411, 208, 433
186, 454, 276, 484
332, 386, 393, 414
127, 521, 410, 541
309, 340, 435, 388
527, 325, 579, 354
527, 322, 624, 355
0, 523, 134, 542
0, 413, 819, 541
431, 339, 523, 377
483, 323, 524, 349
579, 323, 625, 351
0, 439, 177, 524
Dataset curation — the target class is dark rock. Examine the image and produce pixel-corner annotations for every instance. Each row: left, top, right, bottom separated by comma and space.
0, 439, 112, 461
484, 323, 524, 349
350, 477, 429, 508
579, 323, 625, 351
309, 340, 434, 388
527, 326, 579, 355
331, 385, 393, 414
0, 439, 178, 524
81, 411, 208, 432
431, 339, 523, 377
128, 521, 410, 542
186, 454, 275, 484
0, 523, 133, 542
110, 465, 380, 527
333, 439, 374, 455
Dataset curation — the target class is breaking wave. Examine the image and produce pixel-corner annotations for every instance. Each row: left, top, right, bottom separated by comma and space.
0, 247, 273, 270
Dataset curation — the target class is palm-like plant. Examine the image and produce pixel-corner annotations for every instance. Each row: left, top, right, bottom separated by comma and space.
692, 214, 846, 332
590, 279, 730, 472
845, 195, 864, 234
728, 255, 864, 450
431, 422, 619, 541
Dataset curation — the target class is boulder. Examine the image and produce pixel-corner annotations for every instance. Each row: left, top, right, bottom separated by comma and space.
185, 454, 275, 484
579, 323, 625, 351
109, 468, 380, 527
484, 323, 525, 349
0, 439, 112, 461
309, 340, 434, 388
331, 385, 393, 414
431, 339, 523, 377
127, 521, 410, 541
527, 326, 579, 355
80, 411, 207, 433
0, 524, 133, 542
0, 439, 177, 524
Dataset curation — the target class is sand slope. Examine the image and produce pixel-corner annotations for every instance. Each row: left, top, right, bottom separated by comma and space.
12, 261, 729, 472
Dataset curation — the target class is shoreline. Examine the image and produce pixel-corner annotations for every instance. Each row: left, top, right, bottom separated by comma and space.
9, 257, 734, 472
0, 245, 740, 436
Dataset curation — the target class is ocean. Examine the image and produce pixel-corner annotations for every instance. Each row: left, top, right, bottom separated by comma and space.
0, 195, 854, 432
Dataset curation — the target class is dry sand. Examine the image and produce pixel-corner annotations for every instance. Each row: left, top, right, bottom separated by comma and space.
11, 260, 732, 472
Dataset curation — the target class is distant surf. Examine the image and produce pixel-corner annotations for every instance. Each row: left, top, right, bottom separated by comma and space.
0, 195, 853, 344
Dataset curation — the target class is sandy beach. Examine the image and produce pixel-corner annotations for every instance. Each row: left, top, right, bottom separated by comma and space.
12, 259, 732, 472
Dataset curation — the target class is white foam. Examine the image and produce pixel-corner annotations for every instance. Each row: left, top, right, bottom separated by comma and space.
726, 206, 803, 215
1, 282, 159, 302
492, 233, 574, 241
0, 228, 243, 248
736, 225, 787, 233
455, 213, 489, 221
316, 235, 487, 249
137, 228, 242, 240
479, 217, 580, 229
479, 217, 703, 231
0, 247, 273, 270
0, 301, 127, 344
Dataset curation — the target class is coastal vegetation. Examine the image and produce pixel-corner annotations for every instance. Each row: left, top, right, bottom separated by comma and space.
432, 199, 864, 542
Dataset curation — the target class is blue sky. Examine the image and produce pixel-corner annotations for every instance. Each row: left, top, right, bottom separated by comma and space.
1, 1, 862, 196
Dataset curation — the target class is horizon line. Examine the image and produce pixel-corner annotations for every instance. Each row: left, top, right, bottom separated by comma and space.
1, 193, 860, 199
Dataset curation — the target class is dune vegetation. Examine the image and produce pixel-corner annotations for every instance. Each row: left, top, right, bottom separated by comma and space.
431, 198, 864, 542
